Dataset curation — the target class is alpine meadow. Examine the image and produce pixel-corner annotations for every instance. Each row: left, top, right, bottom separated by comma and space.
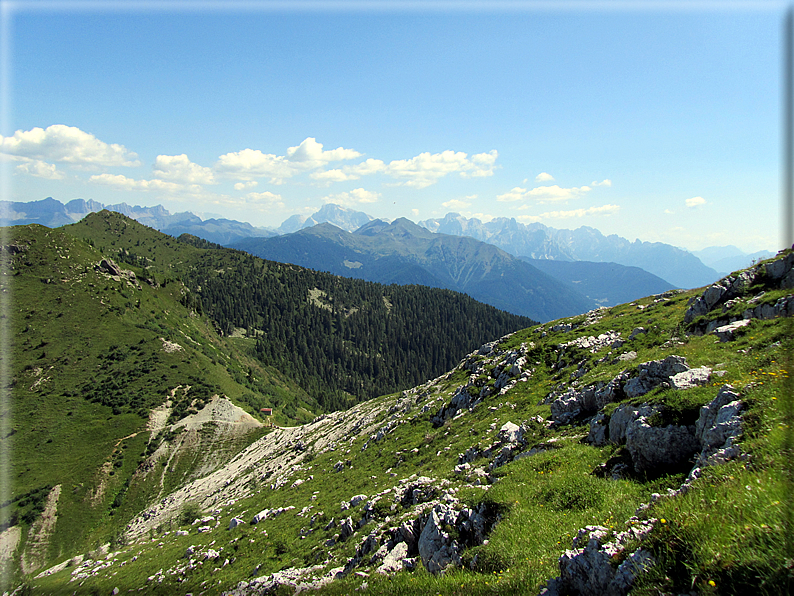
0, 6, 788, 596
0, 208, 791, 595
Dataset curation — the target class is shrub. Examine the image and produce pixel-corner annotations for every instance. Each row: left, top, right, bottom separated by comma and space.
178, 501, 203, 526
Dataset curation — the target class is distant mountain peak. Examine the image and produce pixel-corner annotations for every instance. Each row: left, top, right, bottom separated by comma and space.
418, 212, 720, 289
277, 203, 375, 234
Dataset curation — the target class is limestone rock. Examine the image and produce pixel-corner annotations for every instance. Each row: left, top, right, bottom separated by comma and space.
669, 366, 711, 390
587, 412, 609, 447
417, 503, 461, 574
498, 421, 522, 444
695, 384, 743, 462
628, 327, 647, 341
548, 520, 656, 596
712, 319, 751, 342
625, 417, 699, 473
339, 517, 354, 541
608, 404, 658, 445
377, 541, 409, 574
228, 517, 245, 530
623, 355, 689, 398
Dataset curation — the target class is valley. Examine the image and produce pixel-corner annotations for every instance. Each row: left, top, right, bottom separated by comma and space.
0, 212, 790, 594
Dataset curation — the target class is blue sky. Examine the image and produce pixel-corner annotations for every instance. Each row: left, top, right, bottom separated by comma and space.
0, 1, 785, 252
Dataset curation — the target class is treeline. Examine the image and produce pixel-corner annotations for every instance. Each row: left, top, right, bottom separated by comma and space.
69, 214, 536, 413
178, 245, 536, 411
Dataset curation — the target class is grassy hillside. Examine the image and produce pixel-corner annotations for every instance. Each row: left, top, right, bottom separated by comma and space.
0, 222, 315, 585
20, 248, 793, 595
67, 211, 537, 410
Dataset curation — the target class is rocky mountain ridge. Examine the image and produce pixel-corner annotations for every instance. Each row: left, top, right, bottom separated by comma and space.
4, 198, 732, 292
419, 212, 720, 289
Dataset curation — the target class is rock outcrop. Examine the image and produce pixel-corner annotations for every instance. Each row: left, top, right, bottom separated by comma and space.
541, 521, 657, 596
549, 355, 710, 425
684, 249, 794, 332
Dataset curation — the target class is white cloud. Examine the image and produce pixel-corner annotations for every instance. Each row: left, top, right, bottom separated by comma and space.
311, 158, 387, 183
442, 198, 472, 210
518, 204, 620, 222
310, 169, 354, 183
321, 188, 380, 207
89, 173, 184, 192
0, 125, 140, 167
411, 209, 419, 217
286, 137, 361, 165
153, 154, 215, 185
664, 209, 675, 214
234, 180, 258, 191
215, 148, 294, 184
497, 184, 591, 203
591, 179, 612, 187
15, 160, 64, 180
535, 172, 554, 182
215, 138, 361, 184
462, 150, 499, 178
245, 191, 284, 207
686, 196, 707, 207
313, 150, 497, 189
383, 150, 471, 188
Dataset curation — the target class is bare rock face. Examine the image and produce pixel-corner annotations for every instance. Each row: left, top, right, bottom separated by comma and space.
587, 412, 609, 446
417, 503, 462, 574
543, 520, 657, 596
669, 366, 712, 390
694, 384, 743, 463
376, 541, 410, 574
607, 404, 658, 446
623, 355, 689, 398
712, 319, 751, 342
625, 418, 699, 473
339, 517, 354, 541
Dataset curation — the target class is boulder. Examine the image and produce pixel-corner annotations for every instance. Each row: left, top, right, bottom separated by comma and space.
712, 319, 751, 342
764, 252, 794, 280
339, 517, 354, 541
376, 541, 409, 574
498, 421, 522, 444
625, 417, 699, 473
695, 384, 743, 461
623, 356, 689, 398
669, 367, 711, 390
228, 517, 245, 530
251, 510, 269, 525
628, 327, 647, 341
417, 503, 461, 574
608, 404, 658, 445
587, 412, 609, 447
547, 520, 656, 596
398, 519, 420, 552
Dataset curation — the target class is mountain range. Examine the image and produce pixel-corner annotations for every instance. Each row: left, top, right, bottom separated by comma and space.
418, 213, 721, 289
691, 245, 776, 276
0, 197, 277, 245
1, 197, 748, 298
230, 218, 599, 322
4, 208, 789, 595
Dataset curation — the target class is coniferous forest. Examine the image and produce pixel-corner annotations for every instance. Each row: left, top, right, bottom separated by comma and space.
72, 212, 536, 412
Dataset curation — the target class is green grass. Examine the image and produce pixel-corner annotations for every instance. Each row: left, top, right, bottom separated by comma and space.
10, 229, 794, 595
